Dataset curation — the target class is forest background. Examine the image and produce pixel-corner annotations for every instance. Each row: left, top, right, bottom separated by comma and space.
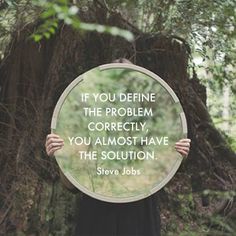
0, 0, 235, 235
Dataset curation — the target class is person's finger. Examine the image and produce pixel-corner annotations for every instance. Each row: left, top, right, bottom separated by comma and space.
46, 143, 64, 156
48, 146, 62, 156
46, 133, 60, 140
47, 142, 64, 151
46, 136, 63, 143
175, 142, 190, 147
47, 143, 64, 156
175, 146, 189, 152
176, 148, 188, 157
175, 144, 190, 150
178, 138, 191, 143
46, 138, 64, 147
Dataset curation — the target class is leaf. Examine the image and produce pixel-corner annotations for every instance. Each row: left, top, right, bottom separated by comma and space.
48, 27, 56, 34
68, 6, 79, 15
43, 32, 50, 39
41, 8, 56, 19
78, 23, 134, 42
64, 17, 72, 25
32, 34, 43, 42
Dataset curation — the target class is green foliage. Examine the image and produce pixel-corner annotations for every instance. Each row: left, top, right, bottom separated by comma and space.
102, 0, 236, 145
165, 192, 236, 235
31, 0, 134, 42
176, 193, 195, 220
207, 79, 236, 150
203, 189, 236, 200
226, 134, 236, 151
207, 215, 236, 236
106, 0, 236, 88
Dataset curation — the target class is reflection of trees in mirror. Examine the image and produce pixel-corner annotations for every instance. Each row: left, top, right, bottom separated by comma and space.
55, 67, 184, 200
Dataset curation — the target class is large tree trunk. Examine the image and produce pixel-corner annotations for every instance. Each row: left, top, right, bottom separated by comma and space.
0, 10, 235, 236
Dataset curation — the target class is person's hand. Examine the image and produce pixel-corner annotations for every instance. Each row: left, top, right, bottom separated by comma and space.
175, 138, 191, 158
45, 133, 64, 157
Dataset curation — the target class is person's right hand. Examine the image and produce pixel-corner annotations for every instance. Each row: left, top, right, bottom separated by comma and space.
45, 133, 64, 157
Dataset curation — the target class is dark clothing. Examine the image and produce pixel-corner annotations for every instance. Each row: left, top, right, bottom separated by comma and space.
74, 193, 161, 236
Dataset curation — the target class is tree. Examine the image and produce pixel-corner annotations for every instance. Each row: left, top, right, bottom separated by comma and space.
0, 1, 235, 235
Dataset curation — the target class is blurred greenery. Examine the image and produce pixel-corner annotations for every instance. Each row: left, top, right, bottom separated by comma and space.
164, 189, 236, 236
105, 0, 236, 150
55, 68, 184, 199
31, 0, 134, 42
0, 0, 235, 149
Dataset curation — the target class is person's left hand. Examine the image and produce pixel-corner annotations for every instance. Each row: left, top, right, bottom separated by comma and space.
175, 138, 191, 158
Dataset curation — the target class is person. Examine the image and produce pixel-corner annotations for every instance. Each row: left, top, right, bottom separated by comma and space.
45, 59, 191, 236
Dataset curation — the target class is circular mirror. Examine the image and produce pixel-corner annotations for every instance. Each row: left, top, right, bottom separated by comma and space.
51, 63, 187, 203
